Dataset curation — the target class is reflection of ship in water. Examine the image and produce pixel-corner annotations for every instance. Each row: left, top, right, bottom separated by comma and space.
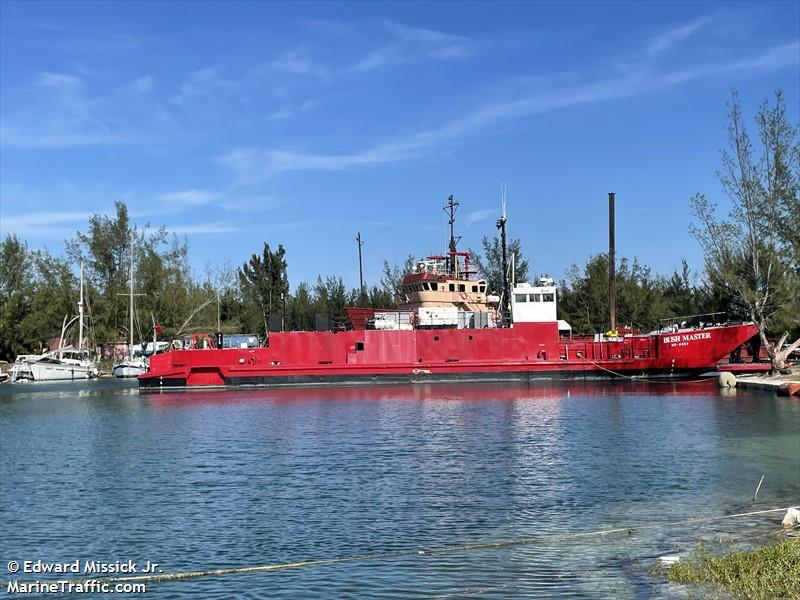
141, 380, 725, 408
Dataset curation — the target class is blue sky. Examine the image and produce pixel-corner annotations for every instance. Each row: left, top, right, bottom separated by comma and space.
1, 1, 798, 291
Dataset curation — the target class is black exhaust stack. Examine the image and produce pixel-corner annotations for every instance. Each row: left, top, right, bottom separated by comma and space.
608, 192, 616, 333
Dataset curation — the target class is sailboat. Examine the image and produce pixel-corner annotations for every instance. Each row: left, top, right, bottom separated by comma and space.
112, 234, 148, 378
11, 264, 99, 382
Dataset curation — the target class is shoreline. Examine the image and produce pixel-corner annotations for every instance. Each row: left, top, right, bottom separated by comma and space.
735, 369, 800, 393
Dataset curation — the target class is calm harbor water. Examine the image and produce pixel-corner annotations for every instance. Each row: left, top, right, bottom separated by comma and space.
1, 379, 798, 599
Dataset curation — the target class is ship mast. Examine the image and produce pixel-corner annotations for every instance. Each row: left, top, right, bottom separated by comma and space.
496, 184, 511, 327
356, 231, 365, 306
443, 194, 460, 277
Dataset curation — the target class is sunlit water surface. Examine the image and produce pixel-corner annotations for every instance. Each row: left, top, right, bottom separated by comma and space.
1, 379, 798, 599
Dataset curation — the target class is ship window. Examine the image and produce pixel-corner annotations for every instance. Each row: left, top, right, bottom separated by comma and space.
355, 341, 365, 351
423, 283, 430, 290
471, 285, 478, 292
449, 284, 455, 292
433, 335, 440, 341
543, 293, 555, 302
515, 294, 527, 303
479, 285, 485, 292
459, 284, 465, 292
531, 294, 541, 302
431, 282, 438, 291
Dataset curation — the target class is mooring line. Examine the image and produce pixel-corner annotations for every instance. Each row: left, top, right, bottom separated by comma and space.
3, 505, 793, 591
576, 355, 715, 383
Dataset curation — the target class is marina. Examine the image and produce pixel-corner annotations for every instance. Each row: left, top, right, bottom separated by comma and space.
1, 2, 797, 598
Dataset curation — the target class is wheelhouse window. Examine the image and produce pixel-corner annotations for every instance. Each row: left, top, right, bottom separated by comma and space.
423, 282, 430, 290
515, 294, 527, 303
479, 285, 486, 292
458, 284, 465, 292
543, 293, 555, 302
531, 294, 541, 302
449, 283, 455, 292
471, 285, 478, 292
431, 282, 438, 291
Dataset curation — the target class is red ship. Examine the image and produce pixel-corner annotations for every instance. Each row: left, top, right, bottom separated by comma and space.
140, 195, 758, 390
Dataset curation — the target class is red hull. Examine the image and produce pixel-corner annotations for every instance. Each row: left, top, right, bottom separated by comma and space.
139, 322, 758, 389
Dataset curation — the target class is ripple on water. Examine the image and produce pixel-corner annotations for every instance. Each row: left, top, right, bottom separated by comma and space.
1, 380, 797, 598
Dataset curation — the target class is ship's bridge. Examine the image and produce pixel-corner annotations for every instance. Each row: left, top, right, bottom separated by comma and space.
399, 254, 493, 312
512, 278, 572, 335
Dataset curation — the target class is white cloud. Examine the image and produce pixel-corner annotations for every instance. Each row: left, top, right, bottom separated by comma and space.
465, 209, 496, 227
219, 41, 799, 180
166, 222, 238, 235
353, 21, 471, 73
646, 16, 711, 56
1, 72, 146, 148
169, 67, 236, 106
159, 189, 216, 206
128, 75, 154, 94
37, 72, 83, 89
1, 210, 96, 238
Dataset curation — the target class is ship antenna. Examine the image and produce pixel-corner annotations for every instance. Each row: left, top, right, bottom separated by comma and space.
496, 183, 511, 327
443, 194, 461, 276
356, 231, 366, 307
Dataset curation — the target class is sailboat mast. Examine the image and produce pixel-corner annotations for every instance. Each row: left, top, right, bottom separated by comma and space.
129, 232, 135, 359
79, 262, 84, 349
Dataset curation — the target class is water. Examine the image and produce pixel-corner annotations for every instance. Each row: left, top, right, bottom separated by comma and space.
1, 380, 798, 598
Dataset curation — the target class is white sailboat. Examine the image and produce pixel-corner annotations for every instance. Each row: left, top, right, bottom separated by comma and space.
11, 264, 99, 382
112, 234, 148, 378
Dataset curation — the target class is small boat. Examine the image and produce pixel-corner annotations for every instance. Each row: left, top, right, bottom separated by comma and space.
113, 233, 148, 378
12, 347, 98, 382
112, 357, 148, 378
11, 264, 99, 382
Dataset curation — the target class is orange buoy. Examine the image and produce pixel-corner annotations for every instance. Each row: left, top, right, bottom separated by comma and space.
776, 383, 800, 397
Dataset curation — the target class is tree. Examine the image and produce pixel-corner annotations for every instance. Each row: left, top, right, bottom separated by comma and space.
0, 236, 79, 359
690, 90, 800, 369
0, 236, 35, 359
66, 201, 130, 340
380, 255, 416, 301
558, 254, 669, 334
471, 236, 529, 294
238, 243, 289, 334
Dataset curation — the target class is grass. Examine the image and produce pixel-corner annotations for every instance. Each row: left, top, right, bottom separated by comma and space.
662, 538, 800, 599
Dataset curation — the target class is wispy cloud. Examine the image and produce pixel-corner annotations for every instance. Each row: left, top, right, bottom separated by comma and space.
465, 209, 496, 227
353, 21, 471, 72
220, 40, 799, 180
646, 16, 711, 56
1, 210, 97, 237
27, 21, 155, 52
166, 222, 239, 235
169, 67, 236, 106
1, 71, 148, 148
